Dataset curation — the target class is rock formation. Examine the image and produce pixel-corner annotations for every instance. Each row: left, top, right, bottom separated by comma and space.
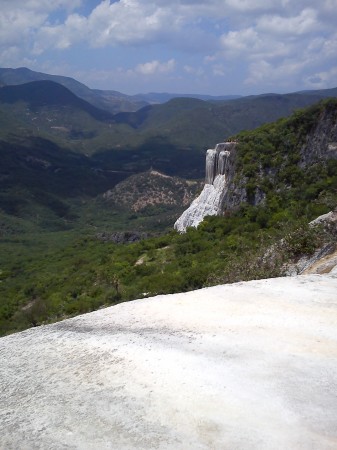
174, 142, 236, 232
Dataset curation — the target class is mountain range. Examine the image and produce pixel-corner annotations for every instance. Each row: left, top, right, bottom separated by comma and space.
0, 67, 241, 114
0, 67, 337, 235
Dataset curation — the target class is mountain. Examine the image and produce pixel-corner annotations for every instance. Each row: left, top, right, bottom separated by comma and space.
4, 80, 336, 158
0, 67, 145, 113
103, 170, 202, 219
0, 78, 336, 236
0, 80, 113, 121
1, 68, 337, 155
131, 92, 242, 103
0, 67, 240, 113
111, 91, 337, 151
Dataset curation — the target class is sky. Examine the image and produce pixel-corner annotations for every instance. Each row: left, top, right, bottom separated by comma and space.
1, 0, 337, 95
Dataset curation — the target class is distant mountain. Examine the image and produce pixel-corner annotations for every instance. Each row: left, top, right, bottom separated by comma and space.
112, 91, 337, 149
0, 67, 242, 114
0, 80, 113, 121
0, 80, 121, 152
1, 78, 336, 171
295, 87, 337, 97
0, 67, 145, 113
2, 67, 336, 118
130, 92, 242, 104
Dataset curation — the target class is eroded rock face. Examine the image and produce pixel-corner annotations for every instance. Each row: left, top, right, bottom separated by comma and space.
174, 142, 236, 232
300, 107, 337, 167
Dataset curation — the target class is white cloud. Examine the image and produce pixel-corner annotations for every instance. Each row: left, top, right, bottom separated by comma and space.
245, 59, 307, 87
34, 0, 180, 50
134, 59, 176, 75
206, 3, 337, 91
256, 8, 319, 35
212, 64, 227, 76
0, 0, 81, 64
0, 0, 336, 93
303, 66, 337, 89
183, 65, 204, 76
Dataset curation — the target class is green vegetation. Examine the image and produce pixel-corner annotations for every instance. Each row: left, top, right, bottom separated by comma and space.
1, 99, 336, 336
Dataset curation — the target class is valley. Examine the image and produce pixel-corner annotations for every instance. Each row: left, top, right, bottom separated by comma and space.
0, 68, 336, 336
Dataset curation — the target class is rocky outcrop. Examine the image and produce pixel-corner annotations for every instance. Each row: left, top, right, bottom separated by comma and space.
174, 142, 236, 232
287, 209, 337, 275
299, 105, 337, 167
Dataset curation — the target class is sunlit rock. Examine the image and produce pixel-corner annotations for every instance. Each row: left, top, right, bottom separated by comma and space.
175, 142, 236, 232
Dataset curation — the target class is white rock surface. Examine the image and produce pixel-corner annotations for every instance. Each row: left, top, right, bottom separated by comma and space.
310, 210, 336, 225
174, 174, 227, 232
1, 274, 337, 449
174, 142, 236, 232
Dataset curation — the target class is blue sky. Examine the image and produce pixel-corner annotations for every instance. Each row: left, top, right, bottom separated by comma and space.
1, 0, 337, 95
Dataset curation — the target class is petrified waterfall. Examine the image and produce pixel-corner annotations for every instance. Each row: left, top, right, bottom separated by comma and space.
174, 142, 235, 232
205, 144, 231, 184
205, 149, 217, 184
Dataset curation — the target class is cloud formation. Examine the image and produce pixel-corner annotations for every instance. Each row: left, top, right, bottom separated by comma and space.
0, 0, 336, 94
134, 59, 176, 75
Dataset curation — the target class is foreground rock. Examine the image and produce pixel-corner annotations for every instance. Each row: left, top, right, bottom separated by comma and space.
1, 274, 337, 449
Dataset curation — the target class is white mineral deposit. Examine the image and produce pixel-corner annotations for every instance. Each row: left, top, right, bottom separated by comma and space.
175, 142, 235, 232
1, 273, 337, 449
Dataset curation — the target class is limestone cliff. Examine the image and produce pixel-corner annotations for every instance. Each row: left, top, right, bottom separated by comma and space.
174, 142, 236, 232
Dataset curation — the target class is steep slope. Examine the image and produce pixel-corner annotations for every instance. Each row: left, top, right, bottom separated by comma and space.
1, 273, 337, 449
285, 210, 337, 275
